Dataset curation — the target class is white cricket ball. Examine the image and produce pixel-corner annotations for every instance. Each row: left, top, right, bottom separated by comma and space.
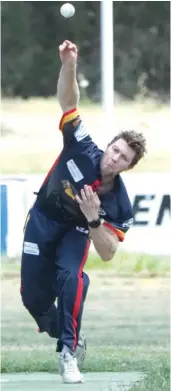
60, 3, 75, 18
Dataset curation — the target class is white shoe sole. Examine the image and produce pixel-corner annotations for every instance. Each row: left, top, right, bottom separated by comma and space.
63, 376, 84, 384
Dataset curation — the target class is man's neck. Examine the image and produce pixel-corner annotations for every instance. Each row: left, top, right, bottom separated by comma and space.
98, 176, 115, 194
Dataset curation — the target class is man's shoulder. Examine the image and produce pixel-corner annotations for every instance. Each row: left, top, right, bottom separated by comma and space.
117, 174, 131, 197
100, 175, 133, 234
116, 174, 133, 214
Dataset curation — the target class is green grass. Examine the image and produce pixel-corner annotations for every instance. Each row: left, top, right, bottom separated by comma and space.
1, 98, 170, 174
85, 252, 170, 276
1, 257, 170, 391
1, 252, 170, 279
131, 365, 170, 391
1, 150, 170, 174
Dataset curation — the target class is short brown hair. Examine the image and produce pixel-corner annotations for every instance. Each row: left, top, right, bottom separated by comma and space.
108, 130, 147, 168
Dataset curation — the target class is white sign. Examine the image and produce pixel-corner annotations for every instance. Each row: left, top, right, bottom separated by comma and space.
120, 173, 171, 255
1, 174, 170, 256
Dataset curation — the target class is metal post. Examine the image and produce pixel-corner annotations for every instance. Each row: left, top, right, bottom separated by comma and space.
100, 0, 114, 139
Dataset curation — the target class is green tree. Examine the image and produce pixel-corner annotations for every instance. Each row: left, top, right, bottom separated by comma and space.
1, 1, 170, 100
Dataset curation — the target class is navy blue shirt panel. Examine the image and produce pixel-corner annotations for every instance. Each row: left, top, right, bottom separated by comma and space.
35, 109, 133, 241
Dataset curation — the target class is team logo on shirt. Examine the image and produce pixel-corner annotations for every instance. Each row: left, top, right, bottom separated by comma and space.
64, 186, 75, 200
62, 180, 76, 200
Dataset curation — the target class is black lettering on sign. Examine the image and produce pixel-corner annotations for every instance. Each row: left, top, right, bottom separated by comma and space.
156, 195, 171, 225
133, 195, 155, 226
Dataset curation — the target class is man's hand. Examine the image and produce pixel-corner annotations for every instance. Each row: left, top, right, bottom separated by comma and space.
76, 185, 118, 261
75, 185, 100, 223
59, 40, 78, 65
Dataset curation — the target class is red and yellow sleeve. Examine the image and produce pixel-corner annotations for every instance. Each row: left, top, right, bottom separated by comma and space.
59, 108, 80, 132
103, 221, 125, 242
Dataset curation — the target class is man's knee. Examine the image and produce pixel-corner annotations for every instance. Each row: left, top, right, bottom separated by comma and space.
56, 269, 89, 298
20, 285, 40, 314
20, 289, 33, 312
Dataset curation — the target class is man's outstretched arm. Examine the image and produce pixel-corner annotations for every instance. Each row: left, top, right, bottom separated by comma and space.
57, 40, 80, 112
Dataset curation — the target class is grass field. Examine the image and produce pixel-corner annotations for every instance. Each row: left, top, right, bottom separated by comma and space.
1, 98, 170, 174
1, 255, 170, 391
1, 98, 170, 390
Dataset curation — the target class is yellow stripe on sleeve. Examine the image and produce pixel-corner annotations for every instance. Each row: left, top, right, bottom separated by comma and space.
103, 221, 125, 242
59, 108, 79, 131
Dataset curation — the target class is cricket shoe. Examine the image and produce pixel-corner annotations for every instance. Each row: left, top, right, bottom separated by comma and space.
59, 352, 84, 383
75, 332, 87, 363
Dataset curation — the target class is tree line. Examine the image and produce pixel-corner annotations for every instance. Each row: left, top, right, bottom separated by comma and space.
1, 1, 170, 101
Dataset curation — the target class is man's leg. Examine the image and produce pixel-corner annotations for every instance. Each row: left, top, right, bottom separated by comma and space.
21, 248, 58, 336
55, 228, 90, 353
56, 271, 89, 355
20, 206, 66, 339
74, 271, 89, 362
76, 271, 90, 338
54, 228, 90, 383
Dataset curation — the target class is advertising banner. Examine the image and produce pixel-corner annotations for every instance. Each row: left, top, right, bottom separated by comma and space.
1, 174, 170, 256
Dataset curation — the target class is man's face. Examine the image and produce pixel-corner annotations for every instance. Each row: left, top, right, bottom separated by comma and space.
100, 138, 136, 178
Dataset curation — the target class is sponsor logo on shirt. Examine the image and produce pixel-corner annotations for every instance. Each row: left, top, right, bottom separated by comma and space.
99, 207, 106, 216
67, 159, 84, 182
74, 122, 88, 142
122, 218, 133, 228
23, 242, 40, 256
72, 117, 80, 128
76, 226, 89, 234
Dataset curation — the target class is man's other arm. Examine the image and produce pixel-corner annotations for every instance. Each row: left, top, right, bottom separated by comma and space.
75, 185, 119, 262
89, 225, 119, 261
57, 40, 80, 112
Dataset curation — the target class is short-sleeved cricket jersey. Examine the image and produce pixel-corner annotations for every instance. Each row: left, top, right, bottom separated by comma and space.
35, 108, 133, 241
